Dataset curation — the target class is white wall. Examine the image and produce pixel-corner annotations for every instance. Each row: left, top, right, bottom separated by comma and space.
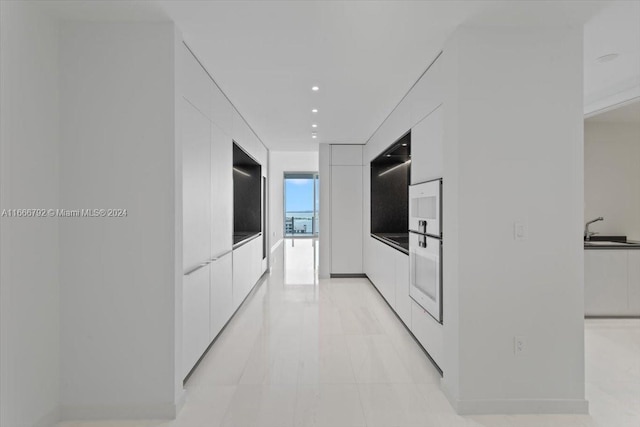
584, 121, 640, 240
441, 26, 586, 414
58, 22, 179, 419
0, 2, 61, 426
268, 151, 318, 253
318, 145, 332, 279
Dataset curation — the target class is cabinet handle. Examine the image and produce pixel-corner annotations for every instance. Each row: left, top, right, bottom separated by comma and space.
184, 261, 210, 276
210, 249, 232, 262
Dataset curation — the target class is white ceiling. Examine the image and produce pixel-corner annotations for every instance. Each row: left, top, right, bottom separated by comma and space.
159, 1, 492, 151
156, 0, 610, 151
584, 1, 640, 111
41, 1, 640, 151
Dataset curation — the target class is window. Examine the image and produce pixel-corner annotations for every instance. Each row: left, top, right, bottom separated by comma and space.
284, 172, 319, 237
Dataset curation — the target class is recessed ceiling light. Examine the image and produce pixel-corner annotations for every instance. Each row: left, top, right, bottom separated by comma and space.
596, 53, 619, 63
312, 109, 318, 113
312, 135, 317, 139
311, 86, 319, 91
312, 124, 318, 128
401, 143, 407, 146
386, 154, 391, 157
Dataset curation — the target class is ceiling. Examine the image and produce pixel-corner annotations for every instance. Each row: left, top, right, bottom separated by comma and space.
158, 0, 494, 151
42, 1, 640, 151
584, 1, 640, 112
158, 0, 610, 151
586, 99, 640, 124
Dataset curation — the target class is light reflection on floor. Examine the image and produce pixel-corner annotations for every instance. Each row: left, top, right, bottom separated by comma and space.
283, 238, 318, 286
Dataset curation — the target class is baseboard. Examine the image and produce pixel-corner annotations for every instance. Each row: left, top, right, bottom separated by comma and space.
440, 388, 589, 415
60, 401, 179, 421
330, 273, 367, 278
31, 406, 61, 427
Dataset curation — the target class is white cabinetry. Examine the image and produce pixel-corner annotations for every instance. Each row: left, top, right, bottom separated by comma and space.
253, 235, 264, 285
331, 145, 362, 165
367, 239, 383, 294
585, 249, 640, 316
211, 123, 233, 257
629, 251, 640, 313
368, 238, 411, 329
331, 164, 363, 274
181, 97, 213, 378
394, 250, 411, 327
182, 99, 211, 270
180, 43, 266, 379
210, 252, 233, 340
375, 242, 396, 307
411, 104, 443, 185
410, 53, 444, 125
232, 240, 251, 309
182, 265, 211, 378
411, 300, 443, 368
180, 45, 212, 120
233, 237, 262, 309
211, 82, 233, 136
368, 237, 440, 367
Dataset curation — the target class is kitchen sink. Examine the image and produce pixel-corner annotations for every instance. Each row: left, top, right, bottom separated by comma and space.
584, 241, 631, 246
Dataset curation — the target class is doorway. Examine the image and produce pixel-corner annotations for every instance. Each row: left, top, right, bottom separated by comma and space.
284, 172, 319, 237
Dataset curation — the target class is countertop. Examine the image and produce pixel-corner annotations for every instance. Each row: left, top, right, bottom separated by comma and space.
372, 233, 409, 254
233, 231, 261, 247
584, 236, 640, 250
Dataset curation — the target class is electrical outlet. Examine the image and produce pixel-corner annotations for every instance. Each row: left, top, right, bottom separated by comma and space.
514, 222, 527, 241
514, 335, 526, 355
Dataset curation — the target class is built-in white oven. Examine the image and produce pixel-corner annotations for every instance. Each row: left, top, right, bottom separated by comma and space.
409, 232, 442, 323
409, 179, 441, 238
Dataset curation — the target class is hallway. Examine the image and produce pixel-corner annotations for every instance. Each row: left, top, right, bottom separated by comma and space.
57, 239, 639, 427
181, 237, 444, 426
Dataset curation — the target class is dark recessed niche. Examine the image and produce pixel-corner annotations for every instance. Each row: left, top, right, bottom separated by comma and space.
370, 131, 411, 235
233, 143, 261, 243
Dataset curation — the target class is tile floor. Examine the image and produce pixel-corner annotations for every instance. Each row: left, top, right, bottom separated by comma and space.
58, 238, 640, 427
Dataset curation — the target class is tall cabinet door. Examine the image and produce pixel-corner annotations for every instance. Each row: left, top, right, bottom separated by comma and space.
181, 98, 212, 378
182, 99, 211, 270
411, 104, 443, 184
331, 165, 363, 274
209, 120, 234, 342
211, 122, 233, 258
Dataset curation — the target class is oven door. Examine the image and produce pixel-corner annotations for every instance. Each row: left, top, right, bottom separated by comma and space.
409, 179, 441, 237
409, 232, 442, 323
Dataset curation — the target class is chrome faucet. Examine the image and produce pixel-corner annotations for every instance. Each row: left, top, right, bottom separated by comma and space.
584, 217, 604, 241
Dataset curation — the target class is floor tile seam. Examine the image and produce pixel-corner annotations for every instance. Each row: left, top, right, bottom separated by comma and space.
345, 328, 371, 427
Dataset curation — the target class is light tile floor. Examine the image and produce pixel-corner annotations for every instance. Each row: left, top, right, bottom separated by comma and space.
58, 238, 640, 427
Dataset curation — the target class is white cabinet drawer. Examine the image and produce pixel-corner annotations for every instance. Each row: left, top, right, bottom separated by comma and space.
411, 300, 443, 369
